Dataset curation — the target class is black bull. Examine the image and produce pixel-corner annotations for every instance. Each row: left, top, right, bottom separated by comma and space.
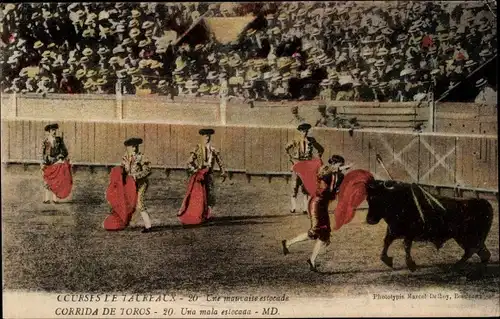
365, 180, 493, 272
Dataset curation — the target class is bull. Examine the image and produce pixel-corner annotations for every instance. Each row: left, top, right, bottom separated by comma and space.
365, 179, 493, 272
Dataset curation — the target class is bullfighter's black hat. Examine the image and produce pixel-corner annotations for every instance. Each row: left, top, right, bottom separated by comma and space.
297, 123, 311, 131
328, 155, 345, 165
124, 137, 143, 146
44, 123, 59, 131
199, 128, 215, 136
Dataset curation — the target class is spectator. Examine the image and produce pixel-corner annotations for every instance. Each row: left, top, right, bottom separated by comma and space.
0, 2, 496, 100
315, 104, 328, 127
474, 78, 497, 106
289, 105, 305, 125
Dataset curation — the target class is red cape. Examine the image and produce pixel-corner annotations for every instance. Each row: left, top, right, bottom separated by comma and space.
178, 168, 211, 225
43, 161, 73, 199
334, 169, 374, 230
292, 158, 323, 197
103, 166, 138, 231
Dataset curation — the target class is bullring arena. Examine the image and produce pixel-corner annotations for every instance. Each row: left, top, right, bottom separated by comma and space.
1, 1, 499, 316
1, 94, 499, 303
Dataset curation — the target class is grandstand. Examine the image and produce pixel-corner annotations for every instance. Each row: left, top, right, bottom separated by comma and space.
1, 4, 499, 311
0, 2, 497, 105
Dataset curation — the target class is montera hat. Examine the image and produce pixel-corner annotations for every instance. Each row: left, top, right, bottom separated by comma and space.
297, 123, 312, 131
199, 128, 215, 136
328, 155, 345, 165
44, 123, 59, 131
124, 137, 143, 146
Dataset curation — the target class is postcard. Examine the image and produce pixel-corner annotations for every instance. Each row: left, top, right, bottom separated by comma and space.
1, 1, 498, 318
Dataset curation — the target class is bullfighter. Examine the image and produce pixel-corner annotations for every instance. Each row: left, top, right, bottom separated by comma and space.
103, 137, 153, 233
179, 128, 227, 225
40, 123, 72, 203
285, 123, 324, 214
281, 158, 344, 272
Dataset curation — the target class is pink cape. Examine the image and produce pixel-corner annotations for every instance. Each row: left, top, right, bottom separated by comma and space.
103, 166, 138, 231
334, 169, 374, 230
292, 158, 324, 197
43, 161, 73, 199
178, 168, 211, 225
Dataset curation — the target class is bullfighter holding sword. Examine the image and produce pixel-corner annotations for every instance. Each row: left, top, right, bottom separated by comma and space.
285, 123, 324, 214
282, 155, 350, 272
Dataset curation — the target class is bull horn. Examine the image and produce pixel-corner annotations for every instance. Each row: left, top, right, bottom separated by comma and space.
383, 180, 395, 189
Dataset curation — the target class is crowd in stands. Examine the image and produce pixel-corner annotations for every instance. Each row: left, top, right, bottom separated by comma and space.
1, 2, 497, 102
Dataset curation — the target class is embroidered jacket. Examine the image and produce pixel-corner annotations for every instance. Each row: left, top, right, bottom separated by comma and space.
285, 136, 324, 161
317, 164, 344, 197
121, 152, 151, 181
41, 136, 68, 165
187, 144, 225, 175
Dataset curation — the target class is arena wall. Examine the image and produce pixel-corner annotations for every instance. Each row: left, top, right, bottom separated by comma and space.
1, 118, 497, 192
434, 102, 498, 135
1, 94, 496, 134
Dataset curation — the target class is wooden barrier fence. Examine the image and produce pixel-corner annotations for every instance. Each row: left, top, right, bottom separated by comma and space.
2, 94, 497, 133
1, 119, 497, 192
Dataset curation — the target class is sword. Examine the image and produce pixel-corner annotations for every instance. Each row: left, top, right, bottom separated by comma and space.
376, 154, 394, 180
339, 164, 351, 172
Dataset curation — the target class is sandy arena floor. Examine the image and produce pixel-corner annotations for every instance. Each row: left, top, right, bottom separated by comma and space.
2, 165, 499, 299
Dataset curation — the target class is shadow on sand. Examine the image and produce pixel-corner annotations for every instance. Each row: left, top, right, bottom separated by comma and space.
319, 261, 500, 283
126, 214, 290, 232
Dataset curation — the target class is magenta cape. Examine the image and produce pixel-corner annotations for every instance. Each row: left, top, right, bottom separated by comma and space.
178, 168, 211, 225
43, 161, 73, 199
103, 166, 138, 231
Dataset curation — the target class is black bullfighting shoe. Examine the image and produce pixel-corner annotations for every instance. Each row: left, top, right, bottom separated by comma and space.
141, 227, 152, 233
281, 240, 289, 256
302, 210, 308, 215
43, 200, 50, 204
290, 209, 296, 214
52, 200, 60, 204
307, 259, 318, 272
204, 216, 215, 223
